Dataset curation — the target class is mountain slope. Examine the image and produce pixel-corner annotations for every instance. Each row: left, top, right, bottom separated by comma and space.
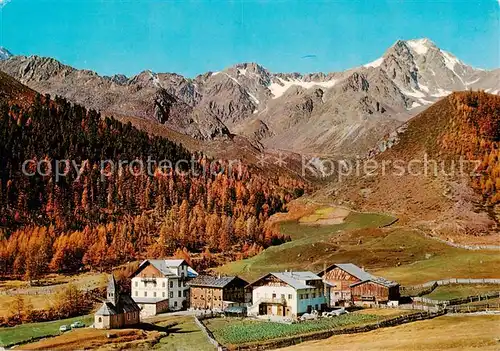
0, 39, 498, 156
327, 91, 500, 243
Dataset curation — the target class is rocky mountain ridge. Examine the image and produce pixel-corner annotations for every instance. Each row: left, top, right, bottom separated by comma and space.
0, 38, 498, 155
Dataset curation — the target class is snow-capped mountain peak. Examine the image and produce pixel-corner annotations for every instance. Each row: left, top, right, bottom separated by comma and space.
406, 38, 435, 55
0, 47, 12, 61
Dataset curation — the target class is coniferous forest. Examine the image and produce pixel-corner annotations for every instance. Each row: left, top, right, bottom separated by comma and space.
0, 94, 307, 281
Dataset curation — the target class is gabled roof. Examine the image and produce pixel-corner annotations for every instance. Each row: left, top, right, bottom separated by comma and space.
318, 263, 373, 281
133, 297, 169, 304
120, 295, 141, 312
248, 271, 321, 290
350, 277, 399, 288
95, 294, 140, 316
131, 259, 198, 278
95, 302, 118, 316
188, 275, 248, 288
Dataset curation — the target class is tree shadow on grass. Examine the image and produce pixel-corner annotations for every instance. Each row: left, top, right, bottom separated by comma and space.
137, 322, 195, 335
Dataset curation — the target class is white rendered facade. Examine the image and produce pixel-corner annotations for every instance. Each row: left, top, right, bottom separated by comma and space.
131, 260, 195, 312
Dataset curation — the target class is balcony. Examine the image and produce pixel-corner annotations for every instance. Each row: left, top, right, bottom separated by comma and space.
141, 277, 157, 284
256, 297, 287, 305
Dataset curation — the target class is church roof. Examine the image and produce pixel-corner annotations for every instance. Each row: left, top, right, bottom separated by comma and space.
107, 274, 118, 292
95, 302, 118, 316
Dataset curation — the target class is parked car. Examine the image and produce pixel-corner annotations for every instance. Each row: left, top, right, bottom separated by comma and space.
59, 324, 71, 332
71, 321, 85, 328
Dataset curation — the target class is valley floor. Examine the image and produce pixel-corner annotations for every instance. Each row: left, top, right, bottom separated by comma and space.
280, 314, 500, 351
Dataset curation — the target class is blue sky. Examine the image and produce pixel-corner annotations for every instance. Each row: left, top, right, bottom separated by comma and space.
0, 0, 498, 77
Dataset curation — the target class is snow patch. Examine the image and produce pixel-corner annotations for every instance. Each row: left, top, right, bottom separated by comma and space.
148, 71, 162, 88
407, 39, 431, 55
224, 73, 241, 86
238, 68, 247, 76
419, 84, 430, 93
466, 78, 480, 85
418, 98, 434, 105
432, 88, 451, 97
411, 101, 422, 109
211, 71, 220, 76
223, 72, 260, 105
442, 50, 460, 71
247, 91, 260, 105
268, 77, 338, 99
400, 87, 426, 98
364, 57, 384, 68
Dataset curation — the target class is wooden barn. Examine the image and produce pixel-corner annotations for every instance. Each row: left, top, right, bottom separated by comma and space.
317, 263, 373, 306
350, 277, 400, 306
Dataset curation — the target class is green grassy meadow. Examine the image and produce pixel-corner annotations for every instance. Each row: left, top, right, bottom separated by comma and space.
0, 314, 93, 347
217, 206, 500, 285
152, 316, 215, 351
422, 284, 500, 301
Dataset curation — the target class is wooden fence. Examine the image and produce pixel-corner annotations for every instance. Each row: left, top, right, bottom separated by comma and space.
400, 278, 500, 297
404, 278, 500, 289
194, 315, 223, 351
445, 303, 500, 313
413, 291, 500, 307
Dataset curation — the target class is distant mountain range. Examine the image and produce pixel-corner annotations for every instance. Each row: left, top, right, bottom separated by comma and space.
0, 39, 498, 156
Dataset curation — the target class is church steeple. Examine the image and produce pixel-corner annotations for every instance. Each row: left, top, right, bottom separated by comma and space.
107, 274, 119, 306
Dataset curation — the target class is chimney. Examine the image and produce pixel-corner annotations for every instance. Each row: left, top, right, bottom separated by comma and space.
218, 272, 221, 279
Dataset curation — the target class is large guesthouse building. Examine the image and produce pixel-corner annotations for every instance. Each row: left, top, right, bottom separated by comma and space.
247, 271, 327, 318
130, 259, 198, 317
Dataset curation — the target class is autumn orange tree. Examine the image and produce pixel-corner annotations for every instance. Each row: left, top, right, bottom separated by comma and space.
0, 95, 307, 279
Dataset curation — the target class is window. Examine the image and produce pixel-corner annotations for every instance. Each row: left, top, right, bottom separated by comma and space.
127, 313, 130, 321
183, 290, 187, 297
288, 294, 292, 300
98, 317, 102, 323
162, 282, 165, 287
305, 294, 309, 299
163, 292, 165, 298
144, 291, 147, 297
178, 280, 181, 288
178, 291, 181, 298
174, 301, 178, 307
281, 294, 285, 300
135, 291, 138, 297
170, 281, 173, 288
312, 293, 316, 298
272, 293, 276, 299
170, 292, 173, 298
154, 292, 157, 297
135, 281, 138, 287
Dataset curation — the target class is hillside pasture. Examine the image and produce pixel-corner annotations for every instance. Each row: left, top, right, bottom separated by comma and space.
423, 284, 500, 301
281, 314, 500, 350
218, 205, 500, 285
0, 272, 107, 318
